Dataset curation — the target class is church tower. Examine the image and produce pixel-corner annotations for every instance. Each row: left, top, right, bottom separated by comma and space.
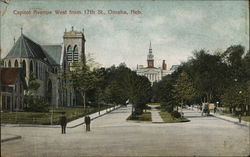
147, 41, 154, 68
63, 26, 86, 67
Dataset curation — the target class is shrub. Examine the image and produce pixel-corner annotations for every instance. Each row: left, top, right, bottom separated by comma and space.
24, 96, 49, 112
171, 111, 181, 118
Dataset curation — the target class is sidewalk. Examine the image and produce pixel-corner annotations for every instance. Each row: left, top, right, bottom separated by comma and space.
149, 105, 164, 123
188, 108, 250, 127
1, 134, 21, 143
67, 105, 121, 128
210, 112, 250, 127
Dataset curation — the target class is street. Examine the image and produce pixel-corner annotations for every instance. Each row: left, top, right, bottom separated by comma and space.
1, 105, 250, 156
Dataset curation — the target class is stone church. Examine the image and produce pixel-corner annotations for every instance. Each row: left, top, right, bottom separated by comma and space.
136, 42, 171, 84
1, 26, 85, 111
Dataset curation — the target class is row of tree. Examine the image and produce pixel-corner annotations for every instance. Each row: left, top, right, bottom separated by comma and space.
64, 55, 152, 115
153, 45, 250, 116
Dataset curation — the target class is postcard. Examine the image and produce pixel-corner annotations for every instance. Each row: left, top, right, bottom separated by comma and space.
0, 0, 249, 156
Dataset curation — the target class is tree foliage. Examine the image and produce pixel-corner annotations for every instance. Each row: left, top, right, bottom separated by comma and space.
153, 45, 250, 116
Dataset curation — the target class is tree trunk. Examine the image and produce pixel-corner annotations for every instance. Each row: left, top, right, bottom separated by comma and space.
81, 91, 86, 109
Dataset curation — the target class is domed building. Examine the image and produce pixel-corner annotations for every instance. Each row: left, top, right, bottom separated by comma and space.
136, 42, 171, 84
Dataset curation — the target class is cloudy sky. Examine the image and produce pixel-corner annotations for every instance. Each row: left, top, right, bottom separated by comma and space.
1, 0, 249, 69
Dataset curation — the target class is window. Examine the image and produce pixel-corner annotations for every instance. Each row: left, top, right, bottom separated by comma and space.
73, 45, 79, 61
35, 62, 38, 78
14, 60, 18, 67
67, 45, 73, 61
8, 60, 11, 67
22, 60, 26, 77
30, 60, 33, 74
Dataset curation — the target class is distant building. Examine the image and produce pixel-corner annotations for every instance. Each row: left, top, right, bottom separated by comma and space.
169, 65, 179, 73
1, 68, 26, 111
136, 42, 171, 84
1, 26, 86, 111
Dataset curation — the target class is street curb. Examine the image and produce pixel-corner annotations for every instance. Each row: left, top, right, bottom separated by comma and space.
1, 124, 60, 128
1, 135, 22, 143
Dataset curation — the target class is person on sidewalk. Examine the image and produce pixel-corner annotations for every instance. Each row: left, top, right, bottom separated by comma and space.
85, 115, 91, 132
214, 106, 217, 114
60, 112, 67, 134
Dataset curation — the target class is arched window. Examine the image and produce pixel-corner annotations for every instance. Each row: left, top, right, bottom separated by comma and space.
8, 60, 11, 67
14, 60, 18, 67
67, 45, 73, 61
30, 60, 33, 74
35, 62, 38, 78
48, 79, 52, 105
73, 45, 78, 61
22, 60, 26, 77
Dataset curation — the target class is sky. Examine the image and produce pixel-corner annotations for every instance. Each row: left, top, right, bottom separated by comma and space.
0, 0, 249, 69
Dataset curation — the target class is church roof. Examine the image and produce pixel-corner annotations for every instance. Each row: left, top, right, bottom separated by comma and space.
42, 45, 62, 65
5, 34, 63, 66
6, 34, 48, 62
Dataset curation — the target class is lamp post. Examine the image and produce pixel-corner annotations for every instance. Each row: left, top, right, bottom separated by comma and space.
238, 91, 242, 123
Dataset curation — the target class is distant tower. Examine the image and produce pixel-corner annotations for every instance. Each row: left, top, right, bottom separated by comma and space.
147, 41, 154, 68
162, 60, 167, 70
63, 26, 86, 65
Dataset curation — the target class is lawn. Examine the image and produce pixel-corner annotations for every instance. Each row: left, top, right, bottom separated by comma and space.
127, 112, 152, 122
159, 111, 190, 123
1, 105, 115, 125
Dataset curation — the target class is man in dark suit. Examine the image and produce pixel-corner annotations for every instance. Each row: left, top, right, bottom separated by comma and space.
85, 115, 91, 131
60, 112, 67, 134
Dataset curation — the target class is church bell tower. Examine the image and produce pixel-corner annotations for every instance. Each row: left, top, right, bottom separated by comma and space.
63, 26, 86, 66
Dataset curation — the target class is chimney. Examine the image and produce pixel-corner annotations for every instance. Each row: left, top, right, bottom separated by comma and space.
162, 60, 167, 70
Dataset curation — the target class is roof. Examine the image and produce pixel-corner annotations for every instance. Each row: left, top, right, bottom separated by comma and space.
5, 34, 62, 66
6, 34, 48, 63
170, 65, 179, 71
42, 45, 62, 65
1, 68, 22, 85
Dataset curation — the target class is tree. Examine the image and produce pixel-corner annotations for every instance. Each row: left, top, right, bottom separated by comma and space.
24, 73, 48, 112
174, 71, 196, 106
64, 54, 100, 108
221, 82, 248, 115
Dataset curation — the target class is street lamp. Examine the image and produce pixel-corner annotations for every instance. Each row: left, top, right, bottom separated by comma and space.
238, 91, 242, 123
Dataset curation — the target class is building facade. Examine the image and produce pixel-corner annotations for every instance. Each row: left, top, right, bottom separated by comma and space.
136, 42, 171, 84
1, 68, 26, 111
1, 27, 86, 111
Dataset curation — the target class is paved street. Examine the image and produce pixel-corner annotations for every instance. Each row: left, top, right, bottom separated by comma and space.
1, 105, 250, 156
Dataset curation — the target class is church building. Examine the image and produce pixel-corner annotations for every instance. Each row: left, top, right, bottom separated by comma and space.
136, 42, 170, 84
1, 26, 85, 111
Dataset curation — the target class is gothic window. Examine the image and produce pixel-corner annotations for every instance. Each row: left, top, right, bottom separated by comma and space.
14, 60, 18, 67
73, 45, 79, 61
67, 45, 73, 61
35, 62, 38, 78
30, 60, 33, 74
8, 60, 11, 67
22, 60, 26, 77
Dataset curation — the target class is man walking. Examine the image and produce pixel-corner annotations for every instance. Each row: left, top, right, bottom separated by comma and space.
85, 115, 91, 131
60, 112, 67, 134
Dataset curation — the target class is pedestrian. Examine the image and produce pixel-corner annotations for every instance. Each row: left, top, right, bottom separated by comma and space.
214, 106, 217, 114
85, 115, 91, 132
60, 112, 67, 134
